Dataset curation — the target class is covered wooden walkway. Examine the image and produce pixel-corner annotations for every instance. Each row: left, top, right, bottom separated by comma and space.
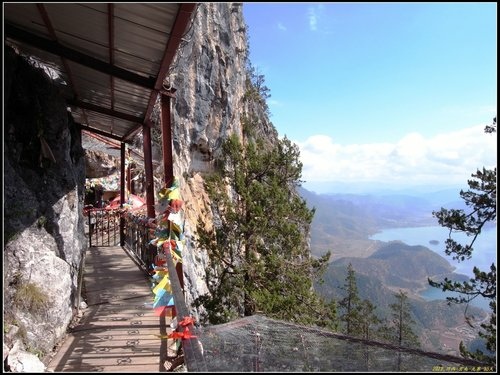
46, 246, 178, 372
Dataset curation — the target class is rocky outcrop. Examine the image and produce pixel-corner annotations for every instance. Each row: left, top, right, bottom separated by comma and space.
84, 149, 119, 178
81, 132, 122, 178
166, 3, 277, 313
170, 3, 248, 170
123, 3, 254, 313
3, 45, 87, 366
127, 3, 278, 317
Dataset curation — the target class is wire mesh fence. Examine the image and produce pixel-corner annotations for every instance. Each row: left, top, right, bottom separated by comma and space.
185, 315, 491, 372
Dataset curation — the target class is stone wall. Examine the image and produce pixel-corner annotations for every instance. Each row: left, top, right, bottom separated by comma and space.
3, 45, 87, 366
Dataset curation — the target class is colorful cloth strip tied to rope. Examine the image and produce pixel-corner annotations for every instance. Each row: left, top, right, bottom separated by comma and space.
149, 177, 185, 317
155, 316, 197, 340
168, 316, 197, 340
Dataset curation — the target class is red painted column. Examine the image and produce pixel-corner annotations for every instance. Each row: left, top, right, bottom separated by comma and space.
160, 89, 185, 302
161, 90, 175, 187
120, 142, 126, 245
120, 143, 126, 206
126, 149, 132, 198
142, 121, 155, 218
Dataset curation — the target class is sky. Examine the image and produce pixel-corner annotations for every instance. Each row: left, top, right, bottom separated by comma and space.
242, 2, 497, 194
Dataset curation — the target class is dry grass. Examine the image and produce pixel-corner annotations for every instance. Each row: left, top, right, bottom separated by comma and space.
13, 282, 50, 313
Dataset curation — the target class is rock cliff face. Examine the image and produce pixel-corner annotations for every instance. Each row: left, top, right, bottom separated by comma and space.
4, 45, 87, 364
141, 2, 277, 313
3, 2, 275, 367
167, 2, 250, 312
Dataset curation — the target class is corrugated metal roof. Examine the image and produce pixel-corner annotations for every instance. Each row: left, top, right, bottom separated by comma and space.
4, 2, 196, 143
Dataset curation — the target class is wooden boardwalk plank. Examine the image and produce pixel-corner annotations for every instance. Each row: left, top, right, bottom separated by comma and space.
46, 246, 175, 372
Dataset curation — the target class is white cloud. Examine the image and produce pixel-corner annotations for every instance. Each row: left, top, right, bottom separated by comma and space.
308, 5, 325, 31
307, 5, 332, 34
277, 22, 287, 31
308, 7, 318, 31
267, 99, 282, 107
296, 125, 497, 188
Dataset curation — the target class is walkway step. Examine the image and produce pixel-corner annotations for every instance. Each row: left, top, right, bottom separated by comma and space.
46, 246, 174, 372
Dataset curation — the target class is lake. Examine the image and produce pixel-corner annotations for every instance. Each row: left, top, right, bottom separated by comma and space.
419, 284, 491, 310
370, 225, 496, 311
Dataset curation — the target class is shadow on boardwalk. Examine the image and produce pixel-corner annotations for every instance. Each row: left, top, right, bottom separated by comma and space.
46, 246, 173, 372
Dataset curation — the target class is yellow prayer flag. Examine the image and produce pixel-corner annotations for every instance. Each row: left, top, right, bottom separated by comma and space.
153, 274, 171, 295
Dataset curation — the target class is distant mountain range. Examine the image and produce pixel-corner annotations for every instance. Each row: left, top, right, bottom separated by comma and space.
301, 181, 468, 197
314, 241, 487, 355
298, 186, 465, 259
334, 241, 459, 290
299, 186, 466, 228
300, 186, 489, 356
315, 240, 469, 307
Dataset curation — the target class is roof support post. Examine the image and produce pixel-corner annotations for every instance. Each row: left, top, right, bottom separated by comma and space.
161, 90, 186, 314
161, 90, 186, 295
120, 143, 126, 207
143, 121, 156, 218
120, 142, 126, 246
126, 149, 132, 199
161, 91, 175, 187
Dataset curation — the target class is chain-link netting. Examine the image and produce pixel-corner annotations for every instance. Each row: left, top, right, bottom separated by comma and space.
181, 314, 490, 372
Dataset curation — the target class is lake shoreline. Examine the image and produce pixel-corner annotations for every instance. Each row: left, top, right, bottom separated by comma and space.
369, 225, 496, 279
369, 225, 495, 311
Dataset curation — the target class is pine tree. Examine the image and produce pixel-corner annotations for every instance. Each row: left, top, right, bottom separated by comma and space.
387, 290, 420, 348
244, 61, 271, 115
339, 263, 361, 335
356, 299, 382, 340
428, 118, 496, 364
338, 264, 382, 338
195, 133, 331, 326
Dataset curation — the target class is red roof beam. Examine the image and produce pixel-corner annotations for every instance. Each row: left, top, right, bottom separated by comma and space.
138, 3, 197, 135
